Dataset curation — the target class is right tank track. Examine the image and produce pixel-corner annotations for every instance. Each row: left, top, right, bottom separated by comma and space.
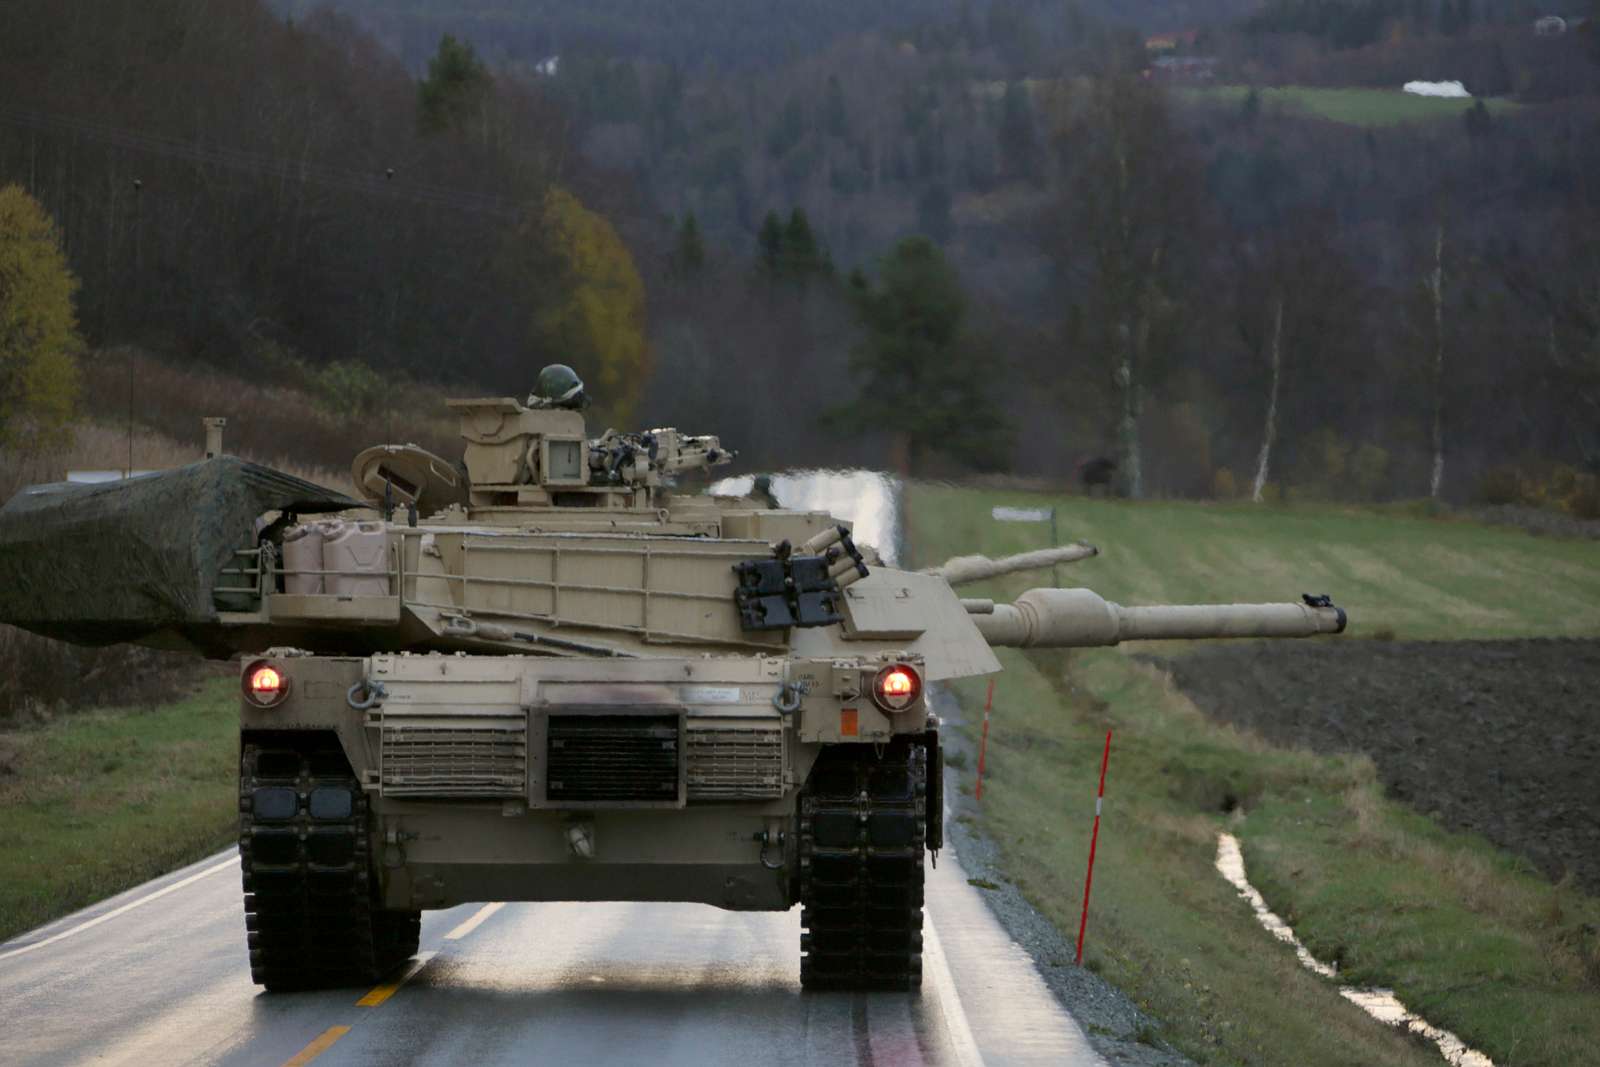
238, 741, 419, 991
797, 736, 928, 991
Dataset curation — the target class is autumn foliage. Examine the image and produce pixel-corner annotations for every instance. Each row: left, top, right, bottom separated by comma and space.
0, 185, 81, 448
524, 188, 648, 426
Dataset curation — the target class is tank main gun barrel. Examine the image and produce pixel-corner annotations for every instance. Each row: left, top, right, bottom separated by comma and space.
923, 544, 1098, 587
973, 587, 1346, 647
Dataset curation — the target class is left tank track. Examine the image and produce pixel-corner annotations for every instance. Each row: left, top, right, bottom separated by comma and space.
238, 741, 419, 991
797, 736, 929, 991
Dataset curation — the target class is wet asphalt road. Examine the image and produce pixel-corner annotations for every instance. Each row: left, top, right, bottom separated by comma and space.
0, 837, 1103, 1067
1, 473, 1104, 1065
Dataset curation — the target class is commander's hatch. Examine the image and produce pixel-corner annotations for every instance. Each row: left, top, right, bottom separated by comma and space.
351, 444, 469, 516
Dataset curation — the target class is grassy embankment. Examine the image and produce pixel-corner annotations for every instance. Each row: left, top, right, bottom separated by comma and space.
910, 487, 1600, 1067
0, 354, 376, 941
1178, 85, 1521, 126
0, 677, 238, 943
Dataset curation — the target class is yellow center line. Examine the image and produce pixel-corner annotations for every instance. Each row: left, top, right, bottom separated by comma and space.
281, 1025, 350, 1067
356, 950, 436, 1008
444, 901, 505, 941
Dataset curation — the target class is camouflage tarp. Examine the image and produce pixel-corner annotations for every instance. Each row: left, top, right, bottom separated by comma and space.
0, 457, 360, 653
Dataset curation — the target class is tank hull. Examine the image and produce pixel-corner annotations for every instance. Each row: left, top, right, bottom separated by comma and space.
239, 650, 939, 912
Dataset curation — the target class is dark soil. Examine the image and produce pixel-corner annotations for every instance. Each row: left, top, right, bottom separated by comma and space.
1149, 638, 1600, 895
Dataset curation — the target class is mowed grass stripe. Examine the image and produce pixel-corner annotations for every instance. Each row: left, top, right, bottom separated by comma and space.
913, 488, 1600, 640
1177, 85, 1521, 127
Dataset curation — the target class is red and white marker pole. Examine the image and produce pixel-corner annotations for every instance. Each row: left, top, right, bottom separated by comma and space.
1075, 729, 1113, 966
974, 678, 995, 801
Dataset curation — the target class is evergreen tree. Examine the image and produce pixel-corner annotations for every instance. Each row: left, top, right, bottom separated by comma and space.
418, 35, 491, 135
783, 208, 820, 276
826, 236, 1008, 474
673, 212, 706, 275
758, 211, 784, 272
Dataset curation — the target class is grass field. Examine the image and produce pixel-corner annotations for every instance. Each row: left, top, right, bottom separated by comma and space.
910, 486, 1600, 1067
911, 492, 1600, 640
1177, 85, 1521, 127
0, 677, 238, 943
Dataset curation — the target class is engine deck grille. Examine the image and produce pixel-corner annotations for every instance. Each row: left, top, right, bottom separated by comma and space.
686, 725, 784, 800
381, 712, 527, 798
546, 714, 680, 804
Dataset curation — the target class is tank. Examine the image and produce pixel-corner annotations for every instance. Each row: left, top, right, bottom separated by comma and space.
0, 383, 1346, 993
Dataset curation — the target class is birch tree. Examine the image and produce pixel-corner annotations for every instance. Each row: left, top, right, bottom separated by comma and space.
1052, 67, 1198, 498
1233, 216, 1366, 503
1251, 297, 1284, 502
1426, 222, 1447, 500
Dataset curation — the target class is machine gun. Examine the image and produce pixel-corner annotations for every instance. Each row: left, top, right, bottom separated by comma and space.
589, 428, 734, 488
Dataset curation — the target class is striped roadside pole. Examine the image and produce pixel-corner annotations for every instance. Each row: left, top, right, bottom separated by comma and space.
1075, 729, 1113, 966
974, 677, 996, 801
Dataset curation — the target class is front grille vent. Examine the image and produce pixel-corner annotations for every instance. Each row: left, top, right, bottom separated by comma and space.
686, 725, 784, 800
546, 714, 680, 804
381, 711, 527, 798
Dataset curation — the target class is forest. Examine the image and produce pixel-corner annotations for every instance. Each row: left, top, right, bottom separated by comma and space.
1, 0, 1598, 510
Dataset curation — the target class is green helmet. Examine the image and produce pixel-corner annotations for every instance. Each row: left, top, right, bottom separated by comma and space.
530, 364, 587, 409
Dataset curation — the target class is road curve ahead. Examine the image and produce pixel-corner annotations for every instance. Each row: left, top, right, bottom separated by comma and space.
0, 835, 1103, 1067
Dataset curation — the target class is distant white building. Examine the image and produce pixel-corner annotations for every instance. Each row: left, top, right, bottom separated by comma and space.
1403, 80, 1471, 98
535, 55, 560, 77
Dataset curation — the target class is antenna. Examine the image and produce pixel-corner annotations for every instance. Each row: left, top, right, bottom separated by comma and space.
385, 166, 394, 446
127, 177, 142, 477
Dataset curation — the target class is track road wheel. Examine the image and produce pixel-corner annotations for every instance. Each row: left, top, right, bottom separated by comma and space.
238, 741, 420, 991
798, 737, 927, 991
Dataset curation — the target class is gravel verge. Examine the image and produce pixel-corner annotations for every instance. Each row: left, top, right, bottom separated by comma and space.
937, 691, 1195, 1067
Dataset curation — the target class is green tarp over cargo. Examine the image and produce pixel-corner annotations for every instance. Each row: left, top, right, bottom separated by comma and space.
0, 457, 361, 654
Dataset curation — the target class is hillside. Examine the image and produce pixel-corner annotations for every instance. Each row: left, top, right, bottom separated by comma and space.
269, 0, 1265, 71
4, 0, 1599, 502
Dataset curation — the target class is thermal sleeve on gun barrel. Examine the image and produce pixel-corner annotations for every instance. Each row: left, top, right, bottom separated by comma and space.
972, 588, 1346, 647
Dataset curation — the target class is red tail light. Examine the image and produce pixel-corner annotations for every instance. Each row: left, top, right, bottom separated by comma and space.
871, 663, 922, 713
244, 661, 289, 707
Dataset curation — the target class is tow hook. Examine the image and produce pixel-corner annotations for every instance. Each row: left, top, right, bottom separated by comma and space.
565, 816, 596, 859
383, 827, 417, 868
773, 680, 809, 715
347, 680, 387, 710
754, 829, 786, 870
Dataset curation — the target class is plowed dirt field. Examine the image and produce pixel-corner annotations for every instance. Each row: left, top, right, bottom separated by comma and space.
1155, 638, 1600, 894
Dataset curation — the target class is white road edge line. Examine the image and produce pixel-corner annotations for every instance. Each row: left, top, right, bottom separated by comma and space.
443, 901, 505, 941
922, 913, 986, 1067
0, 854, 239, 962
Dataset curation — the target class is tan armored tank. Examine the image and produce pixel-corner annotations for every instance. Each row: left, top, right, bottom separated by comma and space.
0, 365, 1346, 992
